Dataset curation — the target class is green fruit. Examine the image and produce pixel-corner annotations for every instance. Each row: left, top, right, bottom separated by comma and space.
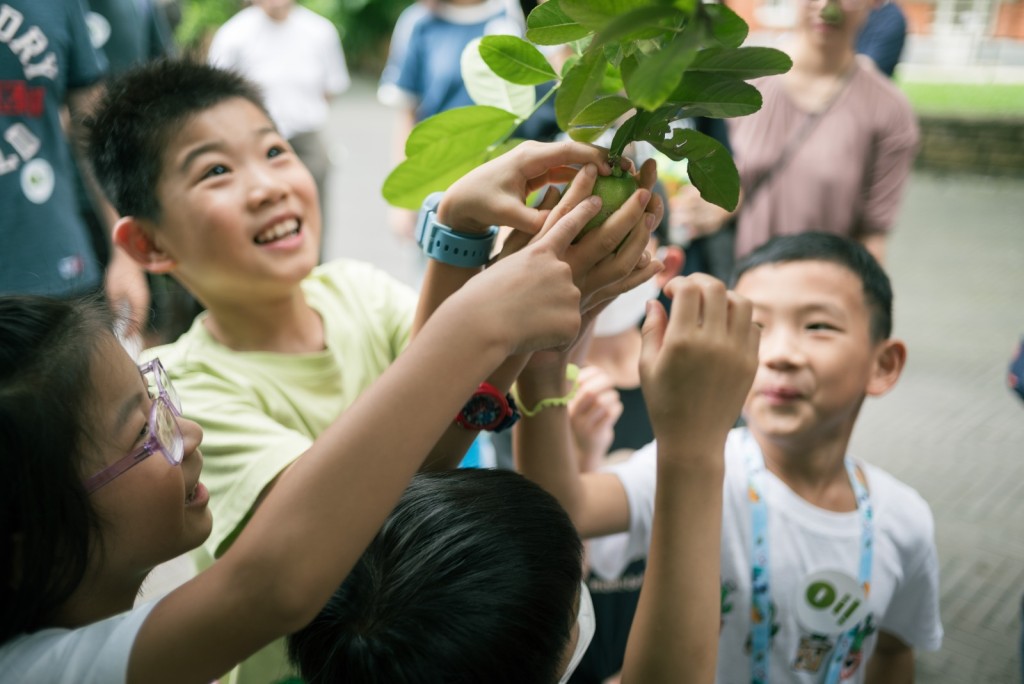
819, 0, 843, 25
572, 173, 638, 243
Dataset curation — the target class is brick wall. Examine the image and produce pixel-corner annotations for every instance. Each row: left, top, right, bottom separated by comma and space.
915, 116, 1024, 176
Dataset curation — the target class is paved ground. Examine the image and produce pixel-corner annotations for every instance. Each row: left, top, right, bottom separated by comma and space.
850, 173, 1024, 683
146, 76, 1024, 681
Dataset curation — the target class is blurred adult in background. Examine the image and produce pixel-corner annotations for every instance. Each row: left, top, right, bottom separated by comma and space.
377, 0, 525, 241
0, 0, 148, 332
726, 0, 918, 265
855, 0, 908, 78
208, 0, 350, 256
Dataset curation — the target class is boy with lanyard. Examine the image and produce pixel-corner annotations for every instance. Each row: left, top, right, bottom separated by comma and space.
289, 269, 761, 684
85, 59, 661, 683
519, 233, 942, 682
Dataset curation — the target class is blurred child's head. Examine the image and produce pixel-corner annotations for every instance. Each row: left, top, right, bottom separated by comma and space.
730, 233, 905, 444
287, 469, 589, 684
87, 60, 320, 303
0, 295, 210, 640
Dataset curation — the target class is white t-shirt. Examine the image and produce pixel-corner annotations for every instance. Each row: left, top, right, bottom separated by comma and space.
591, 428, 943, 683
208, 5, 350, 139
0, 602, 157, 683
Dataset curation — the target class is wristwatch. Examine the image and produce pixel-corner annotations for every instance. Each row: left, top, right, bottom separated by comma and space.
416, 191, 498, 268
455, 382, 521, 432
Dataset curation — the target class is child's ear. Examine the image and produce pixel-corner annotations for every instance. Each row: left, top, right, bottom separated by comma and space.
654, 245, 684, 290
113, 216, 176, 274
866, 338, 906, 397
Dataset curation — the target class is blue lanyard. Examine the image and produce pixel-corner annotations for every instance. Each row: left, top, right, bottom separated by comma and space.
743, 434, 873, 684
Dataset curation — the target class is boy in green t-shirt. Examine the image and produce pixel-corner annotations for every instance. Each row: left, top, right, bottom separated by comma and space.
86, 59, 662, 683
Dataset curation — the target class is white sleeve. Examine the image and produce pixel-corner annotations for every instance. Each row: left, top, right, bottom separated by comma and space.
0, 602, 158, 684
321, 24, 350, 95
588, 441, 658, 580
206, 26, 235, 69
877, 500, 944, 651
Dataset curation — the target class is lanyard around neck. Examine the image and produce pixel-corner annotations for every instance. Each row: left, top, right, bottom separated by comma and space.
743, 433, 873, 684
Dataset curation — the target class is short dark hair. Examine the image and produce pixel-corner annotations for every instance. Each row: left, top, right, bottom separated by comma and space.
288, 469, 583, 684
731, 233, 893, 341
86, 58, 269, 220
0, 295, 114, 641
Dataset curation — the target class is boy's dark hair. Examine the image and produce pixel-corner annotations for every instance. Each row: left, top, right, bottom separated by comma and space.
0, 295, 113, 641
288, 469, 584, 684
731, 232, 893, 341
86, 58, 268, 220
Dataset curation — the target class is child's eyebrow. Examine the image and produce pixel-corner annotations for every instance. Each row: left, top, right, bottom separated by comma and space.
178, 126, 281, 173
179, 141, 226, 174
797, 302, 846, 318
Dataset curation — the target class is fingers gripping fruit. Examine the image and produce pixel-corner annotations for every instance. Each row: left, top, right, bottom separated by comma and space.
571, 173, 638, 244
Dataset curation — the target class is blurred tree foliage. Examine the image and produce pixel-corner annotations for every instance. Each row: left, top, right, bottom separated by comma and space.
175, 0, 415, 74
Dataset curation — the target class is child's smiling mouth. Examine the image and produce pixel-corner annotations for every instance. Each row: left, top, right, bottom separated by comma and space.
254, 218, 301, 245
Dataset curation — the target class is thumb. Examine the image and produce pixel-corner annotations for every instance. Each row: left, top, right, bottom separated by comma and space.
639, 299, 668, 379
540, 195, 602, 255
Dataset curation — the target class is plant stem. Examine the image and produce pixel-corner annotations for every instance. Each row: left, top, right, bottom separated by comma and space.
486, 81, 561, 154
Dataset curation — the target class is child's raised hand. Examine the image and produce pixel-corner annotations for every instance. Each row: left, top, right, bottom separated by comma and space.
567, 157, 664, 315
569, 365, 624, 470
501, 158, 665, 319
639, 275, 759, 452
453, 192, 606, 355
437, 140, 613, 235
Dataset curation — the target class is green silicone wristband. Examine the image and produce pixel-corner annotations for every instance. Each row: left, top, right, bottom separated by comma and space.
512, 364, 581, 418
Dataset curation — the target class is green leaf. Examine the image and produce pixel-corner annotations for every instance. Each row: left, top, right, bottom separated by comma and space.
561, 0, 653, 30
569, 96, 633, 127
640, 128, 739, 210
567, 96, 633, 142
667, 73, 762, 118
689, 46, 793, 80
555, 51, 608, 131
405, 105, 518, 159
526, 0, 592, 45
479, 35, 558, 85
622, 29, 697, 111
600, 60, 625, 95
670, 0, 698, 13
703, 3, 748, 48
590, 6, 686, 48
385, 106, 519, 208
461, 39, 536, 118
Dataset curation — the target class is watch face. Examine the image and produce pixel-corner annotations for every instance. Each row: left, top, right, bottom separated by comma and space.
462, 394, 504, 430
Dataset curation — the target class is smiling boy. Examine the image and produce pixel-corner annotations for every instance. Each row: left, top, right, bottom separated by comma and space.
519, 232, 942, 683
85, 59, 660, 683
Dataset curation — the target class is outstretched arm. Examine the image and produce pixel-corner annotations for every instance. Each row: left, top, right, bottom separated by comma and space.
514, 347, 635, 538
124, 195, 599, 684
621, 275, 759, 684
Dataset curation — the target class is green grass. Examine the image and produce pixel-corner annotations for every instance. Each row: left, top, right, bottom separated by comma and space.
896, 80, 1024, 118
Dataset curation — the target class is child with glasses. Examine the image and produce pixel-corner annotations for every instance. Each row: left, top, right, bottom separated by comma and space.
0, 191, 627, 683
0, 228, 751, 683
84, 58, 661, 682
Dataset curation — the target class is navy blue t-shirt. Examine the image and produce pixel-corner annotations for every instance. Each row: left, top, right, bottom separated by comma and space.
0, 0, 107, 296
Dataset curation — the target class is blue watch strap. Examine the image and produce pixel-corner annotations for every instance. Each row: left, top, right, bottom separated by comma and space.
416, 192, 497, 268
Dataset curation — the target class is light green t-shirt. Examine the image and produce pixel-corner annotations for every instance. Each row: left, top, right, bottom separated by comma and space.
144, 259, 416, 684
